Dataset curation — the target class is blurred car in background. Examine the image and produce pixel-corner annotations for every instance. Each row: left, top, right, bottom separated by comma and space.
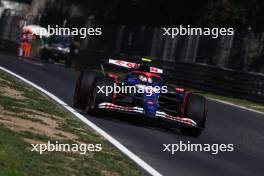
40, 35, 71, 64
40, 35, 80, 67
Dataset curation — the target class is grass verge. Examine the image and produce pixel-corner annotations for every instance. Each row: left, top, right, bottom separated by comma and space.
0, 70, 142, 176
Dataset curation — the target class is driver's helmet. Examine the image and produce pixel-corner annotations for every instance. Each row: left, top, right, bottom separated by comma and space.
139, 75, 147, 82
138, 75, 153, 84
147, 77, 152, 84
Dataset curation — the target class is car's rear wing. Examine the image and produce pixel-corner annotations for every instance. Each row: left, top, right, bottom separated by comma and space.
108, 59, 164, 74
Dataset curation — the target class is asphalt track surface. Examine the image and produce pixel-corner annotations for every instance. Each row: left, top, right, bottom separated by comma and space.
0, 52, 264, 176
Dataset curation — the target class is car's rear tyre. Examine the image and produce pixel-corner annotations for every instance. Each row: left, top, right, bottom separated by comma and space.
85, 77, 115, 114
73, 70, 99, 109
181, 94, 207, 137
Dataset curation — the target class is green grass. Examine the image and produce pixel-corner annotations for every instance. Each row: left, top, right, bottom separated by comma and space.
0, 71, 142, 176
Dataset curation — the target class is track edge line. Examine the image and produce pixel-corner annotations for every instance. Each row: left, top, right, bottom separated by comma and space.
207, 97, 264, 115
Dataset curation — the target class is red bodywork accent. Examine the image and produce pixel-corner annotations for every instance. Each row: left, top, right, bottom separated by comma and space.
149, 67, 159, 73
111, 59, 139, 69
181, 91, 191, 118
175, 87, 185, 92
106, 73, 119, 103
130, 70, 161, 79
107, 73, 119, 79
109, 59, 163, 74
174, 87, 189, 117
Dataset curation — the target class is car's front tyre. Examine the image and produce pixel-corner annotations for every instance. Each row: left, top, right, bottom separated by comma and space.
181, 94, 207, 137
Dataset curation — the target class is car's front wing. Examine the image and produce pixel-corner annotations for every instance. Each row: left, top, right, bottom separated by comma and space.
98, 102, 197, 127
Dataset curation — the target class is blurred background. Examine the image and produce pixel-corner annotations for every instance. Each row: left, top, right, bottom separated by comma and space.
0, 0, 264, 104
1, 0, 264, 72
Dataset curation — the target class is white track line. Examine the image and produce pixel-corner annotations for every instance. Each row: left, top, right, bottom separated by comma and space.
207, 97, 264, 115
0, 66, 163, 176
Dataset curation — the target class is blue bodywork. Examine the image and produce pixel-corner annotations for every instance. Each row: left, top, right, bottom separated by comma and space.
125, 73, 164, 117
143, 93, 159, 117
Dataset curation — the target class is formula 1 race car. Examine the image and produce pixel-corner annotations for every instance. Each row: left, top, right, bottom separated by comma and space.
73, 58, 207, 136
